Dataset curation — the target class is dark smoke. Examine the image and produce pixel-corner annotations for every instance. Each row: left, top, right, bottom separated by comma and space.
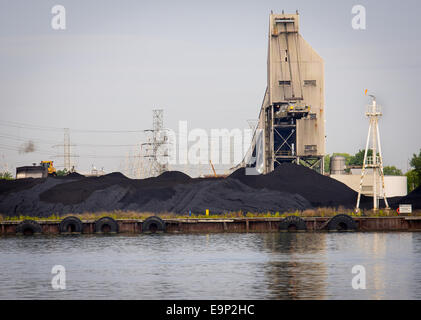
19, 141, 36, 154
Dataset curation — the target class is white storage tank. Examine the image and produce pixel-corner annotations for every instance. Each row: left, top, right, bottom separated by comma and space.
330, 156, 346, 175
384, 176, 408, 197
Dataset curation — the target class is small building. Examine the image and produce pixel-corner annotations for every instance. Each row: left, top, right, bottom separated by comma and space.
330, 169, 407, 197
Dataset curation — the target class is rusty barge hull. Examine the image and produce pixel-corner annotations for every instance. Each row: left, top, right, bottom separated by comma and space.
1, 217, 421, 235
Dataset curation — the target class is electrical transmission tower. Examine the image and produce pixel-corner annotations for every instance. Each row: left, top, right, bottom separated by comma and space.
64, 128, 71, 171
53, 128, 77, 172
141, 109, 169, 178
356, 94, 389, 211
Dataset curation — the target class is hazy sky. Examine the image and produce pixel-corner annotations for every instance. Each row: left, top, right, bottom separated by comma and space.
0, 0, 420, 175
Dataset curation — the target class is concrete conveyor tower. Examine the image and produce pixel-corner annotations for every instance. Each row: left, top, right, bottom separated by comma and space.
244, 12, 325, 174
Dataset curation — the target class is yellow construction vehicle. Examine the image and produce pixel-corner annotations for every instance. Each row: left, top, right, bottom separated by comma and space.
40, 161, 57, 176
16, 160, 57, 179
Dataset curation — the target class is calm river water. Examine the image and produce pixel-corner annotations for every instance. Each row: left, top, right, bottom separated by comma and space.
0, 232, 420, 299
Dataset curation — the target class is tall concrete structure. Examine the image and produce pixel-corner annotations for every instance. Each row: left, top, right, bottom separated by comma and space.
245, 12, 325, 174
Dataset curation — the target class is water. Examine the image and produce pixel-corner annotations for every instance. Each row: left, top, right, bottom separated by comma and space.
0, 232, 420, 299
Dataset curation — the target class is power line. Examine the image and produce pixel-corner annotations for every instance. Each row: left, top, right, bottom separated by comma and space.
0, 120, 145, 133
0, 120, 63, 132
0, 133, 140, 147
0, 133, 61, 145
0, 120, 251, 138
0, 144, 144, 159
0, 144, 54, 156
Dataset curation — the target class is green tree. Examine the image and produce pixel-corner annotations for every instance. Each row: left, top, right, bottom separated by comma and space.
383, 166, 403, 176
410, 149, 421, 180
56, 168, 68, 176
348, 149, 383, 167
0, 171, 13, 180
349, 149, 370, 166
406, 170, 419, 193
406, 149, 421, 192
324, 154, 330, 173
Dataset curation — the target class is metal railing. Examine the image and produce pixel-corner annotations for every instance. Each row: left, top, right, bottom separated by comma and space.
366, 104, 382, 116
366, 155, 380, 165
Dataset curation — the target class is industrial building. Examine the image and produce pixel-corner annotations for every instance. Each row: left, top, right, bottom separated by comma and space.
239, 12, 408, 208
243, 12, 325, 174
329, 156, 407, 197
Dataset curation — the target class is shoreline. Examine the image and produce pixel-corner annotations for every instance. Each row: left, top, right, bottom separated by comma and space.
2, 215, 421, 235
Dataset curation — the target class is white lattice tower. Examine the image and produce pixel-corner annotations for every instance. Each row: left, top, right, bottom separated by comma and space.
356, 95, 389, 211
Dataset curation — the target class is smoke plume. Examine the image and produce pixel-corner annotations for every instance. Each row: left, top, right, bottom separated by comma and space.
19, 141, 36, 154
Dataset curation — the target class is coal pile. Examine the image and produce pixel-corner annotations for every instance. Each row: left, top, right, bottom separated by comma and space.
0, 170, 311, 217
126, 178, 311, 214
0, 163, 385, 217
0, 171, 85, 196
154, 171, 191, 183
0, 178, 45, 196
39, 172, 131, 205
66, 172, 85, 178
230, 163, 362, 208
0, 177, 82, 216
39, 171, 192, 206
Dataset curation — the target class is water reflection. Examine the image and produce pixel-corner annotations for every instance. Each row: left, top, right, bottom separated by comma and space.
262, 233, 327, 299
0, 232, 420, 299
325, 232, 417, 299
